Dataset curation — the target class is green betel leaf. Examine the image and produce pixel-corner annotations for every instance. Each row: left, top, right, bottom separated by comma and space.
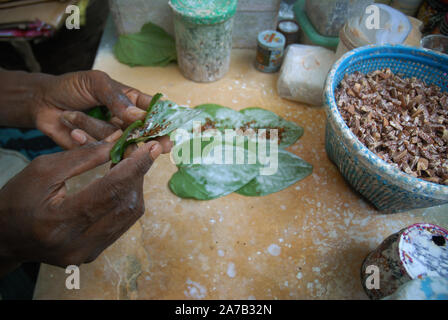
114, 22, 177, 67
167, 103, 311, 200
179, 104, 247, 132
111, 94, 200, 163
169, 164, 260, 200
236, 150, 313, 197
144, 99, 201, 139
239, 107, 304, 148
169, 142, 262, 200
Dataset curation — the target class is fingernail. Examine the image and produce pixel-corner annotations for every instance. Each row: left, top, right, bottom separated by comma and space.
127, 106, 146, 119
71, 129, 87, 144
110, 116, 124, 127
149, 142, 161, 159
62, 111, 77, 123
105, 129, 123, 143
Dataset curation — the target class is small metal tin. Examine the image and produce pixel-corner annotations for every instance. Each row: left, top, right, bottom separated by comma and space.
277, 19, 300, 47
255, 30, 286, 73
361, 223, 448, 300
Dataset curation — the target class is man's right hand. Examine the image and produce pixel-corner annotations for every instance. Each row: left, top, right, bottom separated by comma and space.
0, 139, 162, 275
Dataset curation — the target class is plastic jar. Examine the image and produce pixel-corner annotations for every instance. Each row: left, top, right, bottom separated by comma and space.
421, 34, 448, 53
305, 0, 373, 37
169, 0, 237, 83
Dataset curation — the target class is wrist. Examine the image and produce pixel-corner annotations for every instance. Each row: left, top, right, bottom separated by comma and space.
0, 70, 52, 128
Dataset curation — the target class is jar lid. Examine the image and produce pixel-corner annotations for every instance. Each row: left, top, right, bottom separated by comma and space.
257, 30, 286, 50
169, 0, 237, 25
399, 223, 448, 280
278, 20, 299, 34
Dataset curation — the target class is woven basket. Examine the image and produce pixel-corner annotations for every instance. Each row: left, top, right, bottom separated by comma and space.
324, 45, 448, 213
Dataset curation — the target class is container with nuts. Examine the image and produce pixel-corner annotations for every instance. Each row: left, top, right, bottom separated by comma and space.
335, 68, 448, 186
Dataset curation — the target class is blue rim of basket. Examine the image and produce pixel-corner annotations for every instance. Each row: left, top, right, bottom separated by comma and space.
324, 44, 448, 200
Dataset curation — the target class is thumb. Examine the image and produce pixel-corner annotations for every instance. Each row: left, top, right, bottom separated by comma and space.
59, 141, 163, 230
109, 141, 163, 180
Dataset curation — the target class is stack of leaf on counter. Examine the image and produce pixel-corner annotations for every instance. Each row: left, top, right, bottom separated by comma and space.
110, 94, 313, 200
114, 22, 177, 67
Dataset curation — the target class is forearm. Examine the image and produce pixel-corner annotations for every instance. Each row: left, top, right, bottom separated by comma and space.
0, 70, 53, 127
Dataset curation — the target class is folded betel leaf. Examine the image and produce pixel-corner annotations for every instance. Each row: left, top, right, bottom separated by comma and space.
236, 149, 313, 197
110, 94, 201, 164
114, 22, 177, 67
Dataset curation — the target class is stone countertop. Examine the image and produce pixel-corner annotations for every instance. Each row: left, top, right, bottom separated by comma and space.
33, 17, 448, 300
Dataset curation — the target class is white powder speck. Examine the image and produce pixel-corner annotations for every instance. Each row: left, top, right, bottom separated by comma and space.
227, 263, 236, 278
279, 238, 284, 243
184, 279, 207, 299
267, 244, 281, 256
312, 267, 321, 273
210, 218, 216, 224
217, 250, 225, 257
280, 205, 287, 211
296, 272, 303, 280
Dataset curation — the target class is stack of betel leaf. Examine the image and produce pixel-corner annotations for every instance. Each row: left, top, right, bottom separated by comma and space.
111, 94, 313, 200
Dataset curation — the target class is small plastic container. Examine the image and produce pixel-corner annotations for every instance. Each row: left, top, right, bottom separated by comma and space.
169, 0, 237, 83
254, 30, 285, 73
421, 34, 448, 54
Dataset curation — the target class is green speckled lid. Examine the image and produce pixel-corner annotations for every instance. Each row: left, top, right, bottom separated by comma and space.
169, 0, 237, 25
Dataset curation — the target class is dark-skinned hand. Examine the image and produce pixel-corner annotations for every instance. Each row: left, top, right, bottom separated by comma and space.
0, 139, 162, 272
